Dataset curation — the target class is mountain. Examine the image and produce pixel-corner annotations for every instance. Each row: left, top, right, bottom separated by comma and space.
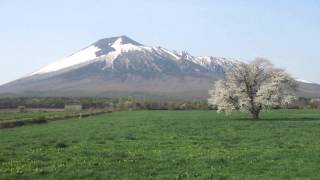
0, 36, 319, 100
29, 36, 237, 78
296, 81, 320, 98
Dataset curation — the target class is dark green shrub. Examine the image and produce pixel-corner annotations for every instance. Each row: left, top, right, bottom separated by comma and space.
32, 116, 47, 124
55, 142, 68, 148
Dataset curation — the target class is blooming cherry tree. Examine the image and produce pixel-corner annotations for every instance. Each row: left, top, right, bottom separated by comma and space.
208, 58, 297, 120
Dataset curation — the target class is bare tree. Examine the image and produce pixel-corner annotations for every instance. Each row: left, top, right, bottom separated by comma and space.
208, 58, 297, 120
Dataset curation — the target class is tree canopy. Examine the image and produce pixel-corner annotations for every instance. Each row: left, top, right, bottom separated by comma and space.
208, 58, 297, 120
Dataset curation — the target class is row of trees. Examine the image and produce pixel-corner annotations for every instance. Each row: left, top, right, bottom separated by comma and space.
0, 95, 316, 112
0, 96, 211, 110
0, 97, 115, 109
115, 97, 211, 110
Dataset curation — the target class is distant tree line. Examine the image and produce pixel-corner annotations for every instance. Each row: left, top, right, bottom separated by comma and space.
0, 96, 317, 111
0, 97, 211, 110
0, 97, 115, 109
115, 97, 212, 111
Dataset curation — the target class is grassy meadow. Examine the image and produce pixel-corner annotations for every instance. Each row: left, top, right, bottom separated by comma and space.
0, 110, 320, 179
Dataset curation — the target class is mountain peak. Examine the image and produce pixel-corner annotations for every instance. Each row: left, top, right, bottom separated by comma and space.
93, 35, 143, 49
4, 36, 320, 99
92, 36, 144, 57
30, 36, 149, 75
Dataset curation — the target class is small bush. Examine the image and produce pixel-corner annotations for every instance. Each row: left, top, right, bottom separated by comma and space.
13, 120, 26, 127
0, 119, 28, 129
0, 122, 15, 129
31, 116, 47, 124
309, 99, 320, 109
125, 134, 137, 140
55, 142, 68, 149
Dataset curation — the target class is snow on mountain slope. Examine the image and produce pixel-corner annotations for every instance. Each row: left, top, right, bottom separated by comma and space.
296, 78, 314, 84
30, 36, 239, 76
104, 37, 153, 68
192, 56, 238, 72
157, 47, 181, 60
31, 45, 100, 75
32, 36, 156, 75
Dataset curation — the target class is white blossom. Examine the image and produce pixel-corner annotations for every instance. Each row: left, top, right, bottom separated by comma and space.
208, 58, 297, 120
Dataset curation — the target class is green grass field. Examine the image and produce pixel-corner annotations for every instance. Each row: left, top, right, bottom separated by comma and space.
0, 110, 320, 179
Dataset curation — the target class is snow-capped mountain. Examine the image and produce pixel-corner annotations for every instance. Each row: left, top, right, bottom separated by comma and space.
31, 36, 151, 75
0, 36, 319, 99
295, 78, 314, 84
30, 36, 237, 77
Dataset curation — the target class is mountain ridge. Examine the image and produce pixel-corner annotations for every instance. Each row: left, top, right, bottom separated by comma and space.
30, 36, 238, 76
0, 36, 319, 99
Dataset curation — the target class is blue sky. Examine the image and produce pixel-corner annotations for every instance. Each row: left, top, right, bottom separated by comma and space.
0, 0, 319, 84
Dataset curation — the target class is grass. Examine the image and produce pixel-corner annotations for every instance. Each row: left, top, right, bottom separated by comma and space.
0, 109, 320, 179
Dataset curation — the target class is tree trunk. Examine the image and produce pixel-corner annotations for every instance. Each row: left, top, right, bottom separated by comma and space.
252, 111, 260, 120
